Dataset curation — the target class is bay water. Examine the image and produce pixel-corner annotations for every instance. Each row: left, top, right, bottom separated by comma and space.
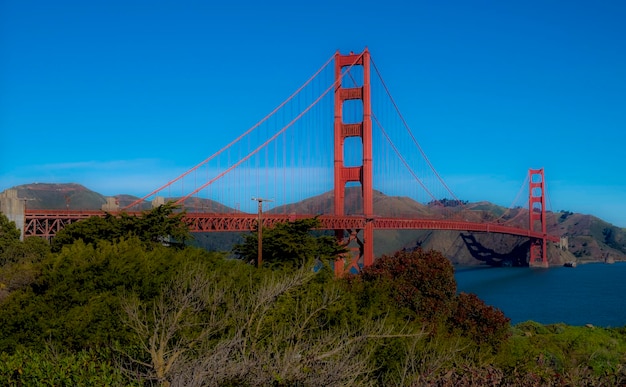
454, 262, 626, 327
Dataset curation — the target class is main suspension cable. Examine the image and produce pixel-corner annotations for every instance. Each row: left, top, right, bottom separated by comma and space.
371, 58, 463, 205
175, 53, 365, 204
124, 53, 336, 210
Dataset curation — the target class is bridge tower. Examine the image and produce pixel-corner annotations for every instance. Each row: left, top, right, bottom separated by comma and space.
528, 168, 549, 267
333, 49, 374, 275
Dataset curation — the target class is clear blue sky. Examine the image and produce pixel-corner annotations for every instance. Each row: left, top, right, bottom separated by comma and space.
1, 0, 625, 226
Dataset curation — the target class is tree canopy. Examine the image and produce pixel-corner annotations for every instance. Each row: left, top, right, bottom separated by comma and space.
349, 248, 511, 352
0, 238, 222, 352
233, 217, 346, 268
1, 213, 50, 269
359, 248, 458, 321
0, 213, 21, 255
51, 202, 190, 252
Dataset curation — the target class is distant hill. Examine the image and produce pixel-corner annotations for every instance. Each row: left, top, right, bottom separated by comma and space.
551, 211, 626, 264
11, 183, 108, 210
3, 183, 625, 266
7, 183, 238, 213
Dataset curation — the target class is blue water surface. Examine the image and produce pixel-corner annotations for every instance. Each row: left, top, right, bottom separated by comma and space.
454, 262, 626, 327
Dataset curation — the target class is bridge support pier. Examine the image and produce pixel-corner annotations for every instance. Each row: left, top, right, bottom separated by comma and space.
0, 189, 25, 241
528, 168, 549, 268
333, 49, 374, 275
333, 222, 374, 276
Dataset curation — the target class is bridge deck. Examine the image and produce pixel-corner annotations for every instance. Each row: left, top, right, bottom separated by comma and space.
23, 210, 560, 242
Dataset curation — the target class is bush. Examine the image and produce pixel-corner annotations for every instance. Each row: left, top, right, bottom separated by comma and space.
0, 238, 221, 352
359, 248, 457, 322
0, 348, 137, 386
448, 292, 510, 349
497, 322, 626, 384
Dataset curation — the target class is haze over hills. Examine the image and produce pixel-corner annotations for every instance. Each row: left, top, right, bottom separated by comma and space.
3, 183, 626, 266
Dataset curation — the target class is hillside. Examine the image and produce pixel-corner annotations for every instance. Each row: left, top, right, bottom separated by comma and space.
11, 183, 108, 210
6, 183, 238, 213
3, 183, 625, 265
551, 211, 626, 264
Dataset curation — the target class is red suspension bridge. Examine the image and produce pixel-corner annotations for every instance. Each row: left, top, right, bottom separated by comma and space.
21, 49, 561, 272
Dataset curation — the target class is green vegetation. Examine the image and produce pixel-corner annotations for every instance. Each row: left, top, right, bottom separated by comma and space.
602, 226, 626, 253
427, 198, 469, 207
51, 202, 190, 252
496, 321, 626, 385
0, 214, 21, 251
1, 209, 625, 385
0, 348, 135, 386
233, 217, 346, 267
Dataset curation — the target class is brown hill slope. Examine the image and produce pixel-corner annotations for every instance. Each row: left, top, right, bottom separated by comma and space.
6, 183, 237, 213
550, 212, 626, 263
12, 183, 107, 210
270, 188, 431, 217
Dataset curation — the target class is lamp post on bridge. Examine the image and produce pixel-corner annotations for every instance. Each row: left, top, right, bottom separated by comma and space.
252, 197, 272, 268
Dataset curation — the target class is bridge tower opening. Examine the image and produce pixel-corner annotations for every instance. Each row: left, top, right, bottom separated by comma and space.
333, 49, 374, 275
528, 168, 549, 267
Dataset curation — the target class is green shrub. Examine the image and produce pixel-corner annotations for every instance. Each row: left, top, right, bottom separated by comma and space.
0, 238, 222, 352
497, 322, 626, 384
0, 348, 138, 386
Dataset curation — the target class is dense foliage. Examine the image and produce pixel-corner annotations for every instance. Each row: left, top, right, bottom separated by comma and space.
1, 210, 625, 385
0, 238, 222, 352
0, 214, 51, 305
51, 202, 190, 252
359, 249, 458, 322
427, 198, 469, 207
450, 292, 512, 348
0, 348, 135, 386
233, 217, 346, 267
0, 214, 21, 254
496, 321, 626, 385
347, 248, 511, 363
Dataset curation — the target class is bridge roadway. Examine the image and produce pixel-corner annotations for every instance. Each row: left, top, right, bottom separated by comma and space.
24, 209, 560, 243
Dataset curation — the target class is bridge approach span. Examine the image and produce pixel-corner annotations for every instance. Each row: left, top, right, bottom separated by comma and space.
24, 209, 559, 243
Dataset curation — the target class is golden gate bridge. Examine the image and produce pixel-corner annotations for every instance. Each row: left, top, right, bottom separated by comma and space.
21, 49, 561, 273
